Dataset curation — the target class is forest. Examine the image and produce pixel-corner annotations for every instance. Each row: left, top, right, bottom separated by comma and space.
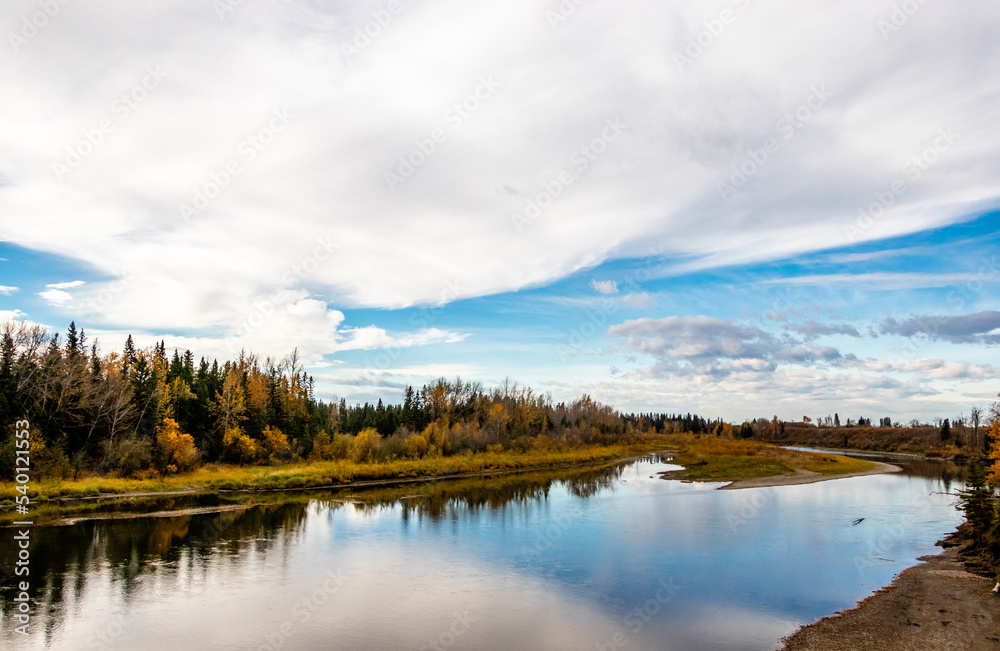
0, 320, 721, 478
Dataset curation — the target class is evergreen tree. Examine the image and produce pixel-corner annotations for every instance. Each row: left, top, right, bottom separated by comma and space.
0, 330, 15, 424
123, 335, 136, 373
66, 321, 79, 355
958, 457, 995, 538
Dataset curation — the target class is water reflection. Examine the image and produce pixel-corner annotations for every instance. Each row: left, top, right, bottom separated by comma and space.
0, 454, 963, 651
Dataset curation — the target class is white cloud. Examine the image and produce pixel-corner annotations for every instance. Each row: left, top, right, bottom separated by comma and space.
35, 280, 87, 306
46, 280, 86, 289
591, 280, 618, 295
0, 0, 995, 335
0, 285, 18, 295
86, 296, 468, 366
0, 309, 30, 322
621, 292, 653, 309
37, 289, 73, 305
607, 316, 779, 363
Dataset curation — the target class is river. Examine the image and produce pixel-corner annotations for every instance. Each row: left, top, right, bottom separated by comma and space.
0, 452, 964, 650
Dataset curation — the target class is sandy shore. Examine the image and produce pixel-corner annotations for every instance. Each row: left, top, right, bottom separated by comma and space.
782, 541, 1000, 650
657, 461, 901, 490
719, 461, 901, 490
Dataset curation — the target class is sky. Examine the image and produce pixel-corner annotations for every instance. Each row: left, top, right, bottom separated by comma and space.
0, 0, 998, 422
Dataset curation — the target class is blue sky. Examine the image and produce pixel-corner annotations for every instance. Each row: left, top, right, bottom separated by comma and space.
1, 0, 998, 422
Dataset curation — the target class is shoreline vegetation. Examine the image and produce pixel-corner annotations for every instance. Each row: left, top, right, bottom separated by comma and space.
0, 436, 885, 525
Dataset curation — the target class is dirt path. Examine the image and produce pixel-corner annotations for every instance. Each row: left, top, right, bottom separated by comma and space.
782, 543, 1000, 650
720, 461, 901, 490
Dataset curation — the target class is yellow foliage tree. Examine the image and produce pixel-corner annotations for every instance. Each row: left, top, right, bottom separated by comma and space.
986, 397, 1000, 484
421, 419, 452, 456
350, 427, 383, 463
262, 425, 290, 461
223, 426, 259, 465
156, 418, 198, 473
309, 431, 331, 461
402, 433, 429, 459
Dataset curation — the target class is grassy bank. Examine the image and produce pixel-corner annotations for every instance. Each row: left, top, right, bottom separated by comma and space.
0, 436, 878, 517
665, 435, 878, 481
0, 440, 668, 503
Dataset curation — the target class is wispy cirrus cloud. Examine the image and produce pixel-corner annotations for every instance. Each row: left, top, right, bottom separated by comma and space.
760, 272, 984, 290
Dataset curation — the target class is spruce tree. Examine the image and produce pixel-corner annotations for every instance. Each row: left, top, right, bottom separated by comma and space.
66, 321, 79, 355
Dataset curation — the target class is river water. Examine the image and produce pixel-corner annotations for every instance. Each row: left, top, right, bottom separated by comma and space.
0, 452, 964, 650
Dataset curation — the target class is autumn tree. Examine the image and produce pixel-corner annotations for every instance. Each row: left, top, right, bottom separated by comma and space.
156, 417, 199, 473
986, 398, 1000, 484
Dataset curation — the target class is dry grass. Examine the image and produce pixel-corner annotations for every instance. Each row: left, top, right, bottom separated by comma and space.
0, 435, 877, 517
665, 433, 877, 480
0, 441, 667, 503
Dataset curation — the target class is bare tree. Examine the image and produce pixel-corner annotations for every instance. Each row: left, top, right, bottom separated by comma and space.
970, 406, 984, 451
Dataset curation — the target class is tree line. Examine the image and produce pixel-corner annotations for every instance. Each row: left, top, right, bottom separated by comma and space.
0, 321, 716, 478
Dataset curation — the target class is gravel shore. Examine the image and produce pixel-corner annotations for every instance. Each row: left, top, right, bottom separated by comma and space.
782, 541, 1000, 650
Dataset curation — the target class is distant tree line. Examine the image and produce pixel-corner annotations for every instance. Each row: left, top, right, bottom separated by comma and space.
0, 321, 721, 478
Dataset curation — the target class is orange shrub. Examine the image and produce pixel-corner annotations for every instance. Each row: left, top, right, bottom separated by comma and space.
156, 418, 199, 472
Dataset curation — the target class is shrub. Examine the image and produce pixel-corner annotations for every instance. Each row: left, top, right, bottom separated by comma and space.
401, 433, 429, 459
330, 433, 351, 460
422, 420, 452, 456
99, 435, 153, 477
309, 431, 332, 461
262, 426, 291, 462
223, 427, 259, 465
156, 418, 199, 473
33, 435, 72, 479
309, 431, 352, 461
350, 427, 383, 463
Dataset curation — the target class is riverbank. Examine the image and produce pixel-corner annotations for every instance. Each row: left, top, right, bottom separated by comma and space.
720, 461, 900, 489
0, 441, 663, 504
1, 436, 874, 503
782, 537, 1000, 650
657, 436, 880, 487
